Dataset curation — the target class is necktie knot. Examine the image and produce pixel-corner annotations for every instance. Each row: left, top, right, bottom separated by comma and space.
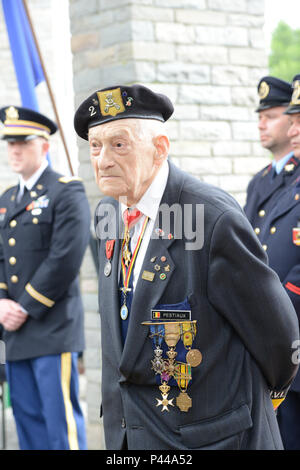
123, 208, 142, 230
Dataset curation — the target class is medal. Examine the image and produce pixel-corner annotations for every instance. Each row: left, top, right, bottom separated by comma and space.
156, 382, 174, 412
186, 349, 202, 367
104, 240, 115, 276
174, 362, 192, 412
176, 392, 192, 412
150, 324, 165, 374
104, 261, 112, 277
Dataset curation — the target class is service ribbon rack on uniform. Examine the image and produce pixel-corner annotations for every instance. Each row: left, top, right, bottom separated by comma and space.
142, 308, 202, 413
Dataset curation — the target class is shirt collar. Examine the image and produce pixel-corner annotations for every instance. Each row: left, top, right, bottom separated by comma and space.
272, 152, 294, 174
19, 159, 48, 192
121, 159, 169, 222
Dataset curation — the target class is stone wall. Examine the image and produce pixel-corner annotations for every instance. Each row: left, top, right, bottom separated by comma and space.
69, 0, 269, 450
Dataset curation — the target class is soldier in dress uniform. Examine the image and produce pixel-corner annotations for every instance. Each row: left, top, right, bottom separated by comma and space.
258, 74, 300, 450
244, 76, 300, 237
0, 106, 90, 450
74, 84, 299, 450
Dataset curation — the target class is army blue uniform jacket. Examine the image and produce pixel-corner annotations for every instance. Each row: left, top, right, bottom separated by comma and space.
0, 166, 91, 361
95, 162, 299, 450
244, 156, 300, 232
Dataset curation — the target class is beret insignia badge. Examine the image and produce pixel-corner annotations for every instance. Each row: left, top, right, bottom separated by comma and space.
97, 87, 125, 117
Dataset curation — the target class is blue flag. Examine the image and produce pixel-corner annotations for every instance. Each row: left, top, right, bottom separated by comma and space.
2, 0, 44, 110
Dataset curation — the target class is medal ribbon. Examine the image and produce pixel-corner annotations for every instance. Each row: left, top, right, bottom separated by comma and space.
121, 215, 149, 291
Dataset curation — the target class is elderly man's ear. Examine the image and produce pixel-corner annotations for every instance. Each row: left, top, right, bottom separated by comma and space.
153, 135, 170, 167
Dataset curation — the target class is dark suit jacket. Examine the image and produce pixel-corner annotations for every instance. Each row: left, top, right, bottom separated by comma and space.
95, 162, 299, 450
0, 166, 91, 361
244, 155, 300, 231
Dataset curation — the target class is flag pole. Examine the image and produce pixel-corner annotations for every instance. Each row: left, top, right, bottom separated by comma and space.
21, 0, 75, 176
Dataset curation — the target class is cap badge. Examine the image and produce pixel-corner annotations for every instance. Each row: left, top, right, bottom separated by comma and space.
97, 88, 125, 117
5, 106, 19, 121
258, 81, 270, 100
291, 80, 300, 105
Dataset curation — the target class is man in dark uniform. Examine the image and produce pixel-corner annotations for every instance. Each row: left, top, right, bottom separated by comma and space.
258, 74, 300, 449
0, 106, 90, 450
244, 76, 300, 236
73, 84, 299, 450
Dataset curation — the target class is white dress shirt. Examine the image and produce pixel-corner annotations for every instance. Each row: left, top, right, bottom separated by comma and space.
120, 159, 169, 290
17, 160, 48, 202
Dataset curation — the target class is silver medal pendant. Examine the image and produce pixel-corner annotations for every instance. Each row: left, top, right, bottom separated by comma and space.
104, 261, 112, 277
120, 304, 128, 321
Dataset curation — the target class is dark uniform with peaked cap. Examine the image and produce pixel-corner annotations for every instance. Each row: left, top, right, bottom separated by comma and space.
0, 106, 90, 450
259, 74, 300, 450
243, 76, 300, 234
74, 84, 299, 450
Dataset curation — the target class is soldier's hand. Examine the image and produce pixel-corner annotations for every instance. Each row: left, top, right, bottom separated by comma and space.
0, 299, 28, 331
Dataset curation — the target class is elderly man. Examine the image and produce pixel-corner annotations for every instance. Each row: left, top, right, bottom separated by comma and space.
0, 106, 90, 450
74, 84, 299, 450
244, 76, 300, 234
257, 74, 300, 450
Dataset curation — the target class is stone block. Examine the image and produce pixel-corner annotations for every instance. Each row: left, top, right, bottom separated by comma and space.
207, 0, 247, 12
177, 45, 228, 65
171, 140, 211, 157
212, 65, 251, 86
233, 156, 270, 174
232, 122, 259, 141
131, 5, 174, 21
180, 121, 231, 140
175, 9, 226, 25
229, 48, 267, 67
213, 141, 251, 156
157, 62, 210, 84
195, 25, 248, 46
201, 105, 250, 121
179, 85, 232, 105
156, 22, 195, 44
154, 0, 206, 7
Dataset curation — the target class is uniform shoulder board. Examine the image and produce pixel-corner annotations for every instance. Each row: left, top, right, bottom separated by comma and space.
58, 176, 83, 184
2, 184, 17, 194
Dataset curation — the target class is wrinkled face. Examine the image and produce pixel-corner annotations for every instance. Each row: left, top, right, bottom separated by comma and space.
7, 137, 49, 180
258, 107, 291, 156
88, 119, 165, 206
287, 113, 300, 158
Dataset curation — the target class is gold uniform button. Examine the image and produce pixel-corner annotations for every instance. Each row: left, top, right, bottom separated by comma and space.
36, 184, 43, 190
254, 227, 260, 235
259, 210, 266, 217
270, 227, 276, 234
11, 275, 18, 283
9, 238, 16, 246
30, 191, 38, 198
32, 217, 39, 224
262, 244, 268, 251
9, 257, 17, 265
10, 220, 17, 228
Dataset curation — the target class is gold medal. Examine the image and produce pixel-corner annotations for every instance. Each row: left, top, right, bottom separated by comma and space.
176, 391, 192, 412
186, 349, 202, 367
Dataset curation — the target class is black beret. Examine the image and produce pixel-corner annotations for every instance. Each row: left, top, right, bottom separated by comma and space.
284, 74, 300, 115
0, 106, 57, 141
255, 76, 292, 112
74, 84, 174, 140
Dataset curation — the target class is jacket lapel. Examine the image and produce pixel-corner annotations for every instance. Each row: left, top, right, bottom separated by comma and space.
98, 200, 124, 364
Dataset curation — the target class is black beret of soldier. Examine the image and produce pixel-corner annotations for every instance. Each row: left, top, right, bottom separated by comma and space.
284, 74, 300, 115
0, 106, 57, 141
74, 84, 174, 140
255, 76, 292, 112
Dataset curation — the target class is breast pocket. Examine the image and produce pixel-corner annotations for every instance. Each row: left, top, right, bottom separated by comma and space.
21, 210, 53, 250
179, 403, 252, 450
